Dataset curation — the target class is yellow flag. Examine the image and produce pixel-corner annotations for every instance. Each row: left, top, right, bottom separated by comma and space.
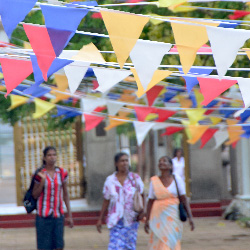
169, 3, 197, 12
181, 119, 192, 139
0, 85, 5, 91
159, 0, 187, 8
186, 109, 206, 124
145, 113, 158, 121
23, 41, 32, 49
54, 74, 69, 91
100, 10, 149, 68
105, 117, 127, 131
187, 125, 209, 144
177, 95, 192, 108
72, 43, 106, 63
226, 119, 244, 142
194, 89, 204, 108
33, 98, 55, 119
7, 95, 29, 111
171, 21, 219, 74
210, 116, 222, 125
149, 14, 166, 25
131, 68, 172, 98
51, 91, 70, 104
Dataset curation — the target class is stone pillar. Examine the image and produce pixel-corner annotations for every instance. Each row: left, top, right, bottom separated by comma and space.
85, 122, 117, 206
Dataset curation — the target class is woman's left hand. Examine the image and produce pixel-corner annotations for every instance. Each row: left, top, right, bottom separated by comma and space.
67, 216, 74, 228
136, 211, 145, 222
189, 219, 195, 231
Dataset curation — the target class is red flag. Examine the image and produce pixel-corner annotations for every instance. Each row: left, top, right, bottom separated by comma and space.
200, 128, 218, 149
92, 80, 99, 90
0, 58, 33, 97
134, 106, 155, 121
146, 85, 164, 106
94, 106, 107, 112
23, 24, 56, 81
154, 108, 176, 122
92, 13, 102, 19
232, 140, 239, 148
84, 114, 105, 131
229, 10, 250, 20
198, 78, 237, 106
204, 109, 215, 115
161, 126, 184, 136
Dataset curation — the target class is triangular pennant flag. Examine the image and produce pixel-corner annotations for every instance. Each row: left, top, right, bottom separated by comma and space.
159, 0, 187, 7
131, 68, 172, 97
146, 113, 158, 121
100, 10, 149, 68
54, 74, 69, 91
171, 21, 218, 74
94, 68, 131, 93
7, 95, 29, 111
200, 128, 218, 149
72, 43, 106, 63
193, 89, 204, 108
81, 97, 107, 113
133, 121, 154, 146
130, 40, 172, 91
234, 78, 250, 117
177, 95, 192, 108
33, 98, 56, 119
177, 66, 213, 93
107, 100, 124, 116
186, 109, 206, 124
41, 4, 94, 54
23, 24, 56, 81
0, 0, 37, 38
210, 116, 222, 125
181, 119, 192, 139
0, 58, 33, 97
161, 126, 184, 136
105, 117, 127, 131
24, 55, 73, 95
134, 106, 155, 121
154, 108, 176, 122
206, 26, 250, 78
47, 28, 73, 57
213, 129, 229, 149
198, 77, 237, 106
146, 85, 165, 106
84, 114, 105, 131
187, 125, 209, 144
65, 61, 90, 94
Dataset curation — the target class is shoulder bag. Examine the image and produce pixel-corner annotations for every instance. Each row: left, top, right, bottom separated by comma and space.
173, 175, 187, 222
131, 174, 144, 213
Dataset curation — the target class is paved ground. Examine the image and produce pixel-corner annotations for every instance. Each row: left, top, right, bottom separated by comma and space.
1, 217, 250, 250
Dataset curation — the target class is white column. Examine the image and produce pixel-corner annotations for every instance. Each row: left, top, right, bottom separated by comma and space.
240, 138, 250, 198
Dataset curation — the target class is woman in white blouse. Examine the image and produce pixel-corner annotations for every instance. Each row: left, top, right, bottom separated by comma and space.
96, 152, 144, 250
172, 148, 185, 182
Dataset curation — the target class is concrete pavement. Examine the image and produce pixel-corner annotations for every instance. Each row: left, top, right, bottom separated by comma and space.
1, 217, 250, 250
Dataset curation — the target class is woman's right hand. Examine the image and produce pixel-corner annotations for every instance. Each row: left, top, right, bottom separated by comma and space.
37, 171, 46, 181
96, 219, 102, 233
144, 220, 150, 234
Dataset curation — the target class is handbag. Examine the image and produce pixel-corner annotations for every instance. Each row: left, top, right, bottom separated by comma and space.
23, 167, 43, 214
131, 174, 144, 213
173, 175, 187, 222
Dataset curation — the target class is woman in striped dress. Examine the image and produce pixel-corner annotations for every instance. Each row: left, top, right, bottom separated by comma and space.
32, 146, 74, 250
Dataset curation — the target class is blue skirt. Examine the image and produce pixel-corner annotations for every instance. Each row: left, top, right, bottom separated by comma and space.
108, 219, 139, 250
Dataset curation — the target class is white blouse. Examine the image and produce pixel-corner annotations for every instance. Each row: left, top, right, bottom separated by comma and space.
148, 174, 186, 199
172, 156, 185, 182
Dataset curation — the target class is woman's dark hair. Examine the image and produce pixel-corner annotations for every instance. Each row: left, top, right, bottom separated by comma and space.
43, 146, 57, 165
173, 148, 183, 158
159, 156, 173, 174
114, 152, 128, 171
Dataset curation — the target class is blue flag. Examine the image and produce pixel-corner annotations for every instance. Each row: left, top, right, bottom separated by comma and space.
0, 0, 36, 38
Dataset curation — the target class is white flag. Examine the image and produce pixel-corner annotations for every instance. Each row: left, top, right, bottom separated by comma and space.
81, 97, 107, 113
65, 61, 90, 94
133, 121, 154, 146
207, 26, 250, 78
94, 68, 131, 93
213, 129, 229, 149
107, 100, 124, 116
130, 40, 172, 91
